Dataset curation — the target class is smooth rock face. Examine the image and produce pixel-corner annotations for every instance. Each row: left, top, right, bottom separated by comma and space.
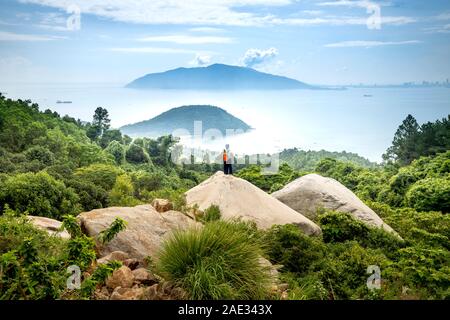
272, 173, 395, 233
27, 216, 71, 239
185, 171, 321, 236
77, 205, 200, 260
152, 199, 173, 213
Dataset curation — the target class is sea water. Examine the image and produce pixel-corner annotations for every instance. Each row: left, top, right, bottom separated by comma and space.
1, 83, 449, 162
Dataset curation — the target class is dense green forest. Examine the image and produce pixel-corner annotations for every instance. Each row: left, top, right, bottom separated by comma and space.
0, 94, 448, 300
279, 148, 376, 171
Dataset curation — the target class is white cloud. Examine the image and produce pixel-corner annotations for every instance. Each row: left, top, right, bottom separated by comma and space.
324, 40, 422, 48
190, 54, 212, 66
19, 0, 414, 27
241, 47, 278, 67
0, 30, 65, 41
189, 27, 225, 33
423, 24, 450, 34
301, 10, 323, 16
436, 12, 450, 20
35, 12, 70, 31
137, 35, 234, 44
109, 47, 205, 54
317, 0, 391, 9
19, 0, 292, 26
271, 15, 414, 26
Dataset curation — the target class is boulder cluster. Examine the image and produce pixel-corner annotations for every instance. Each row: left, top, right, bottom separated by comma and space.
29, 171, 397, 300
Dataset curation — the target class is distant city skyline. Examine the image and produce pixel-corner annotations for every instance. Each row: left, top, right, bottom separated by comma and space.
0, 0, 450, 85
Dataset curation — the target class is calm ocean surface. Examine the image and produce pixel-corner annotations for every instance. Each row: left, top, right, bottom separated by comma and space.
1, 83, 449, 162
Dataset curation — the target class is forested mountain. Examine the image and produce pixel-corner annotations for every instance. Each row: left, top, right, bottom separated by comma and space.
120, 105, 251, 137
126, 63, 316, 90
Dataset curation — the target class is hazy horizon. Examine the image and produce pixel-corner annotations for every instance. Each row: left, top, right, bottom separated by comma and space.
1, 0, 450, 85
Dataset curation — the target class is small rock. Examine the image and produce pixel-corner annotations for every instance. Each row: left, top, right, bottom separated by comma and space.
143, 284, 159, 300
106, 266, 134, 289
152, 199, 173, 213
110, 287, 144, 300
142, 283, 186, 300
94, 286, 110, 300
132, 268, 157, 285
123, 258, 140, 270
97, 251, 129, 265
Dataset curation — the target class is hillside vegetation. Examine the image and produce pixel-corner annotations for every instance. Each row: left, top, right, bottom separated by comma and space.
120, 105, 251, 137
0, 94, 448, 300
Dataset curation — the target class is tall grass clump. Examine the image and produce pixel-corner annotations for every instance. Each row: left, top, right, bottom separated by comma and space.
156, 220, 272, 300
198, 205, 221, 223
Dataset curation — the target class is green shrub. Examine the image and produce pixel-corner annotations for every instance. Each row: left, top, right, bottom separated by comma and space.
318, 211, 369, 243
0, 215, 67, 299
65, 178, 109, 211
125, 144, 150, 164
74, 163, 123, 191
105, 140, 125, 165
312, 241, 391, 300
24, 145, 55, 167
199, 205, 221, 223
0, 171, 81, 219
97, 217, 127, 244
157, 220, 272, 299
318, 211, 403, 256
406, 177, 450, 213
109, 174, 141, 207
264, 224, 325, 275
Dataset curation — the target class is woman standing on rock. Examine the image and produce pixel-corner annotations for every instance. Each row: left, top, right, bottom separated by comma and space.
223, 148, 228, 174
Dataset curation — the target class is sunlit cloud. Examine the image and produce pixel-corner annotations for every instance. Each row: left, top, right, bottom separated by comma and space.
241, 47, 278, 67
190, 54, 212, 66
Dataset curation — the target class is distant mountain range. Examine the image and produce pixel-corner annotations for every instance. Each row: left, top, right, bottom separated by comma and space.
120, 105, 251, 137
125, 63, 317, 90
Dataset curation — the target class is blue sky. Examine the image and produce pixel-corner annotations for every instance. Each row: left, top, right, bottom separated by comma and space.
0, 0, 449, 85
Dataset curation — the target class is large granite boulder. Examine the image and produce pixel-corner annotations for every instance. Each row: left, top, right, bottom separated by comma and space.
77, 205, 200, 260
27, 216, 71, 239
185, 171, 321, 236
272, 174, 396, 233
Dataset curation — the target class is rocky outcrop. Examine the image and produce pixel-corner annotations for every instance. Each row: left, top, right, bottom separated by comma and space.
106, 266, 134, 289
185, 171, 321, 236
272, 174, 396, 233
152, 199, 173, 213
27, 216, 70, 239
77, 205, 200, 260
